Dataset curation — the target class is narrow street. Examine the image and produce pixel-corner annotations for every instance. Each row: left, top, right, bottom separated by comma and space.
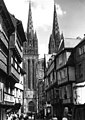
0, 0, 85, 120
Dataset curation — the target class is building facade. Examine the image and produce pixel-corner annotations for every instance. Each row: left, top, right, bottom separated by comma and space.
0, 1, 14, 119
0, 0, 26, 119
44, 54, 59, 119
23, 1, 38, 117
36, 58, 45, 118
72, 35, 85, 119
9, 14, 26, 115
44, 36, 82, 119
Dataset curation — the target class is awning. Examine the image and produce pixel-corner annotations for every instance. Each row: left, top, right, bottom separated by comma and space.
0, 103, 14, 109
13, 103, 21, 110
0, 103, 21, 113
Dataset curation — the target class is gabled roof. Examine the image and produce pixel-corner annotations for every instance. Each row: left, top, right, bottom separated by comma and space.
74, 36, 85, 49
58, 38, 81, 51
0, 0, 14, 35
10, 14, 17, 27
10, 14, 26, 43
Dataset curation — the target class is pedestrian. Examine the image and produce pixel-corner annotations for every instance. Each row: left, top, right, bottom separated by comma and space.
19, 114, 24, 120
7, 113, 12, 120
62, 107, 72, 120
13, 116, 17, 120
52, 115, 58, 120
24, 115, 28, 120
17, 114, 19, 120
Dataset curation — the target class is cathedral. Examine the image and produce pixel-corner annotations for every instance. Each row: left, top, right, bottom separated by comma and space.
23, 2, 61, 116
23, 1, 38, 115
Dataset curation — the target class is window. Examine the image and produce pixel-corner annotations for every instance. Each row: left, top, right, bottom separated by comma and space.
59, 54, 63, 65
15, 62, 17, 69
15, 57, 17, 62
52, 70, 55, 80
50, 73, 53, 83
79, 46, 84, 55
64, 68, 67, 77
84, 45, 85, 52
13, 58, 15, 66
78, 64, 83, 78
29, 101, 35, 112
51, 89, 53, 100
79, 48, 82, 55
61, 68, 67, 79
59, 88, 62, 99
57, 72, 61, 81
11, 57, 13, 64
18, 67, 20, 73
61, 70, 65, 79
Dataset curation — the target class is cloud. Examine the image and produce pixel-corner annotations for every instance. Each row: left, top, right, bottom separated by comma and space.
4, 0, 66, 32
56, 4, 66, 16
31, 0, 54, 31
29, 0, 66, 31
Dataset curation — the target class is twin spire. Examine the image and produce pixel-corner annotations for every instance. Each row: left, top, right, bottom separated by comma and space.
27, 1, 61, 54
52, 4, 60, 38
26, 1, 38, 55
27, 1, 34, 35
48, 3, 61, 54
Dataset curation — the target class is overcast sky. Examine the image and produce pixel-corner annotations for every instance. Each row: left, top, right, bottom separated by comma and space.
4, 0, 85, 58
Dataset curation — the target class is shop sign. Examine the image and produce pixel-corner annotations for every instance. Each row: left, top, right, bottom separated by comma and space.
73, 84, 85, 104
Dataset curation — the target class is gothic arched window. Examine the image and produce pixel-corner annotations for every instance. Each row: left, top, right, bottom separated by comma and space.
28, 101, 35, 112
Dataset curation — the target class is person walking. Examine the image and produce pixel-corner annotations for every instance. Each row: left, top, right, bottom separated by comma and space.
62, 107, 72, 120
24, 115, 28, 120
13, 116, 17, 120
19, 114, 24, 120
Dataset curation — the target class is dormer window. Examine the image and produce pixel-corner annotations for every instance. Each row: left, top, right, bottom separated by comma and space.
79, 45, 85, 55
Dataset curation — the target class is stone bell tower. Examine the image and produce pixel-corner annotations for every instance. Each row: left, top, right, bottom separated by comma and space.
23, 1, 38, 114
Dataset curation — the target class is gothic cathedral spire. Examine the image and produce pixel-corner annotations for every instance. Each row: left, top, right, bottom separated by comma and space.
52, 3, 61, 52
48, 3, 61, 54
27, 1, 34, 39
52, 4, 59, 35
23, 0, 38, 55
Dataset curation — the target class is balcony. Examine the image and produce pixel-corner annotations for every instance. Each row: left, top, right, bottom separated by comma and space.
0, 31, 8, 49
10, 34, 22, 62
15, 39, 22, 58
58, 77, 68, 85
0, 49, 7, 73
62, 98, 71, 104
68, 66, 75, 81
4, 92, 15, 104
11, 65, 20, 82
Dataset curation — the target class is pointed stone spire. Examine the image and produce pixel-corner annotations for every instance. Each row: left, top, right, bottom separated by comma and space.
52, 3, 61, 52
34, 31, 38, 54
48, 34, 55, 54
27, 1, 34, 38
34, 31, 37, 40
61, 32, 64, 40
34, 31, 38, 46
52, 4, 60, 36
58, 32, 65, 52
